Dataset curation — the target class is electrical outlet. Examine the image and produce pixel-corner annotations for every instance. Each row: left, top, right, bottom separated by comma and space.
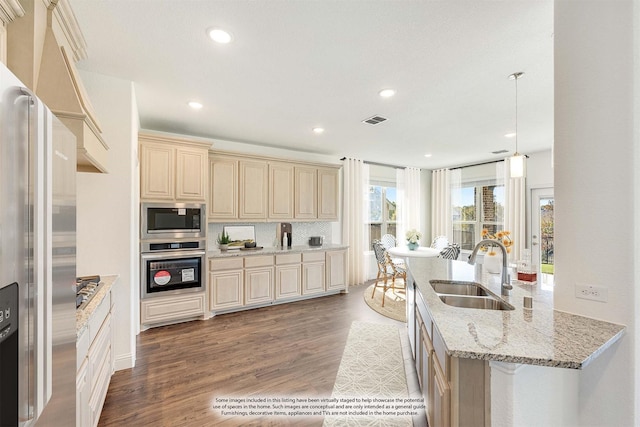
575, 284, 608, 302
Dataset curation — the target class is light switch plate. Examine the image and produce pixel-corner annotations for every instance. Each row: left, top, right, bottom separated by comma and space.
575, 284, 608, 302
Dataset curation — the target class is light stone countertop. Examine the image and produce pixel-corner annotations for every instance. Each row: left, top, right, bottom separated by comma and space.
208, 244, 349, 258
76, 274, 119, 338
407, 257, 626, 369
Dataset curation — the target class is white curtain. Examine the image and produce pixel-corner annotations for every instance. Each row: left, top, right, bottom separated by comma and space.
396, 168, 422, 246
504, 157, 526, 262
342, 158, 369, 286
431, 168, 454, 241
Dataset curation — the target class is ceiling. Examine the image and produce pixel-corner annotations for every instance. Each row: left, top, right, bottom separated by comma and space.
69, 0, 554, 169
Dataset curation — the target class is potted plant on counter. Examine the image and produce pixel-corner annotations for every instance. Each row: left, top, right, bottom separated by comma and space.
217, 231, 231, 251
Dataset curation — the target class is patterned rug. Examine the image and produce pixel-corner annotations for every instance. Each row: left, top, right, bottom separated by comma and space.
323, 321, 412, 427
364, 283, 407, 323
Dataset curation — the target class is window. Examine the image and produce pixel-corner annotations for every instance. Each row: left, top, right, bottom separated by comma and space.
368, 184, 396, 249
452, 184, 504, 250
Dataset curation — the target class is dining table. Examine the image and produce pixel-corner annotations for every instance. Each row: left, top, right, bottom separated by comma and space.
387, 245, 441, 258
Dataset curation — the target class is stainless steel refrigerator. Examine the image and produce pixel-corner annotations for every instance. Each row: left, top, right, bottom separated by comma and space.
1, 62, 77, 426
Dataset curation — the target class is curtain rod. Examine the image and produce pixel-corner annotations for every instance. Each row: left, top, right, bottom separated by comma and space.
339, 157, 410, 170
449, 155, 529, 171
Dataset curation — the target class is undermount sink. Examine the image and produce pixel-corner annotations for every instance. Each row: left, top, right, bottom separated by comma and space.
438, 294, 515, 311
430, 280, 491, 297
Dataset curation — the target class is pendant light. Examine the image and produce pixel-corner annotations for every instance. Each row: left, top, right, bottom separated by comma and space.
508, 72, 525, 178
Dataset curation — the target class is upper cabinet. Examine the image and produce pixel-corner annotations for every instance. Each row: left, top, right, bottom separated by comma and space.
6, 0, 110, 173
209, 150, 341, 223
140, 133, 210, 202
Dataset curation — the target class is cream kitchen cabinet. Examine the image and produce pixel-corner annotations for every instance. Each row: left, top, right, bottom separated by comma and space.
415, 293, 486, 427
295, 165, 340, 221
317, 167, 340, 220
325, 249, 347, 291
208, 150, 340, 222
141, 293, 206, 327
244, 255, 274, 305
208, 257, 244, 310
239, 159, 269, 219
77, 290, 114, 427
139, 133, 210, 202
302, 251, 325, 295
275, 253, 302, 300
209, 155, 239, 219
268, 162, 295, 220
208, 154, 269, 221
294, 166, 317, 219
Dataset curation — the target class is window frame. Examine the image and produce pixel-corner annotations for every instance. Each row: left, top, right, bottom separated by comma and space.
367, 182, 397, 250
452, 183, 505, 251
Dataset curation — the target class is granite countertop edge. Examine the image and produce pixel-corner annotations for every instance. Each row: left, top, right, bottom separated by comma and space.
409, 258, 626, 370
76, 274, 119, 338
208, 244, 349, 258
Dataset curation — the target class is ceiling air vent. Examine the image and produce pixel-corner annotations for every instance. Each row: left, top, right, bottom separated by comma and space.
362, 115, 388, 125
492, 149, 509, 154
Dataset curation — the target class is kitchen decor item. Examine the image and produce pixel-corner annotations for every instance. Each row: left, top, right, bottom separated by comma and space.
223, 225, 256, 249
309, 236, 323, 246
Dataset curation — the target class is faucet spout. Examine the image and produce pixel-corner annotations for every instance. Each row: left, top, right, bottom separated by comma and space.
468, 238, 513, 296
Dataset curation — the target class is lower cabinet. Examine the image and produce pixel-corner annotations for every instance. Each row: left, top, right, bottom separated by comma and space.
275, 253, 302, 300
415, 293, 488, 427
207, 248, 347, 314
141, 292, 206, 326
77, 291, 114, 427
325, 249, 347, 291
302, 252, 325, 295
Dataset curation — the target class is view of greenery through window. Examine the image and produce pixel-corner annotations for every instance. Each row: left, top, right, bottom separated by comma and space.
368, 185, 396, 248
540, 198, 554, 274
452, 185, 504, 250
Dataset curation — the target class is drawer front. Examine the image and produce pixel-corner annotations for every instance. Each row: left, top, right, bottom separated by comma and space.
141, 293, 206, 324
244, 255, 273, 268
275, 253, 301, 265
302, 251, 325, 262
88, 313, 111, 393
77, 329, 90, 372
432, 326, 449, 380
209, 257, 244, 271
88, 292, 111, 344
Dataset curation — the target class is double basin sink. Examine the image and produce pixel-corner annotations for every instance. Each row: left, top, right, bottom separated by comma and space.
430, 280, 515, 311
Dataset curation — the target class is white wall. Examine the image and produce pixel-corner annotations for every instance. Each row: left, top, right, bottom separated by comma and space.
554, 1, 637, 425
76, 71, 139, 370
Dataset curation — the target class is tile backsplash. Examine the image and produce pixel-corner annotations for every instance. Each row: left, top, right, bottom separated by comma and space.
208, 222, 333, 249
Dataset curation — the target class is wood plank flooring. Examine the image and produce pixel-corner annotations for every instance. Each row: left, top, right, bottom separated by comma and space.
98, 284, 425, 427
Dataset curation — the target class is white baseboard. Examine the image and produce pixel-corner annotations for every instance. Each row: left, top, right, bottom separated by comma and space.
114, 353, 136, 371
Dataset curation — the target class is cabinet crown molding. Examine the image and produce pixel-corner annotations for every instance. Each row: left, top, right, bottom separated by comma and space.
209, 149, 342, 170
0, 0, 25, 23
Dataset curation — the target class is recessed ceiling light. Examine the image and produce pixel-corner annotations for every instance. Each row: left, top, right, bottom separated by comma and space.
207, 28, 232, 44
379, 89, 396, 98
312, 127, 324, 134
424, 153, 432, 158
504, 132, 516, 138
188, 101, 203, 110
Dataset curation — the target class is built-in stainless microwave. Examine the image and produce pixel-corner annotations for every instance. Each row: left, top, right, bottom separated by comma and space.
141, 203, 205, 240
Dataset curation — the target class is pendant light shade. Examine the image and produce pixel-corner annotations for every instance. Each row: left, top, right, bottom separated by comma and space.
510, 153, 524, 178
509, 72, 525, 178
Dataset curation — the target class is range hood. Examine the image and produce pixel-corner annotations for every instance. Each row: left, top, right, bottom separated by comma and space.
36, 21, 109, 173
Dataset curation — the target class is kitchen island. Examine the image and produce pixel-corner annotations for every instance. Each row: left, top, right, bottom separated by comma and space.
405, 257, 625, 426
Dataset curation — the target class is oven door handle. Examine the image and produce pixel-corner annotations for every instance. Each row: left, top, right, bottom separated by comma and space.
141, 250, 206, 260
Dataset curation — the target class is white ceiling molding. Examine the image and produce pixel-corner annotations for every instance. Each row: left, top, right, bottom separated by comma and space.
0, 0, 25, 24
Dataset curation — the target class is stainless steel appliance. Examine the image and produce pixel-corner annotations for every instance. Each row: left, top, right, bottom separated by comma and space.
140, 240, 206, 298
1, 63, 76, 426
141, 202, 205, 240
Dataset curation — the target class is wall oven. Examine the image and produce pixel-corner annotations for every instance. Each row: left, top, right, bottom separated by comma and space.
140, 240, 206, 299
141, 202, 205, 240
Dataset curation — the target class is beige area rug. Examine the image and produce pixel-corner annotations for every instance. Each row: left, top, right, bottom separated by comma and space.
323, 321, 412, 427
364, 283, 407, 323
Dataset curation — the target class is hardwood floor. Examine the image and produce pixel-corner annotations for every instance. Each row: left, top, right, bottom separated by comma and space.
98, 284, 425, 427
